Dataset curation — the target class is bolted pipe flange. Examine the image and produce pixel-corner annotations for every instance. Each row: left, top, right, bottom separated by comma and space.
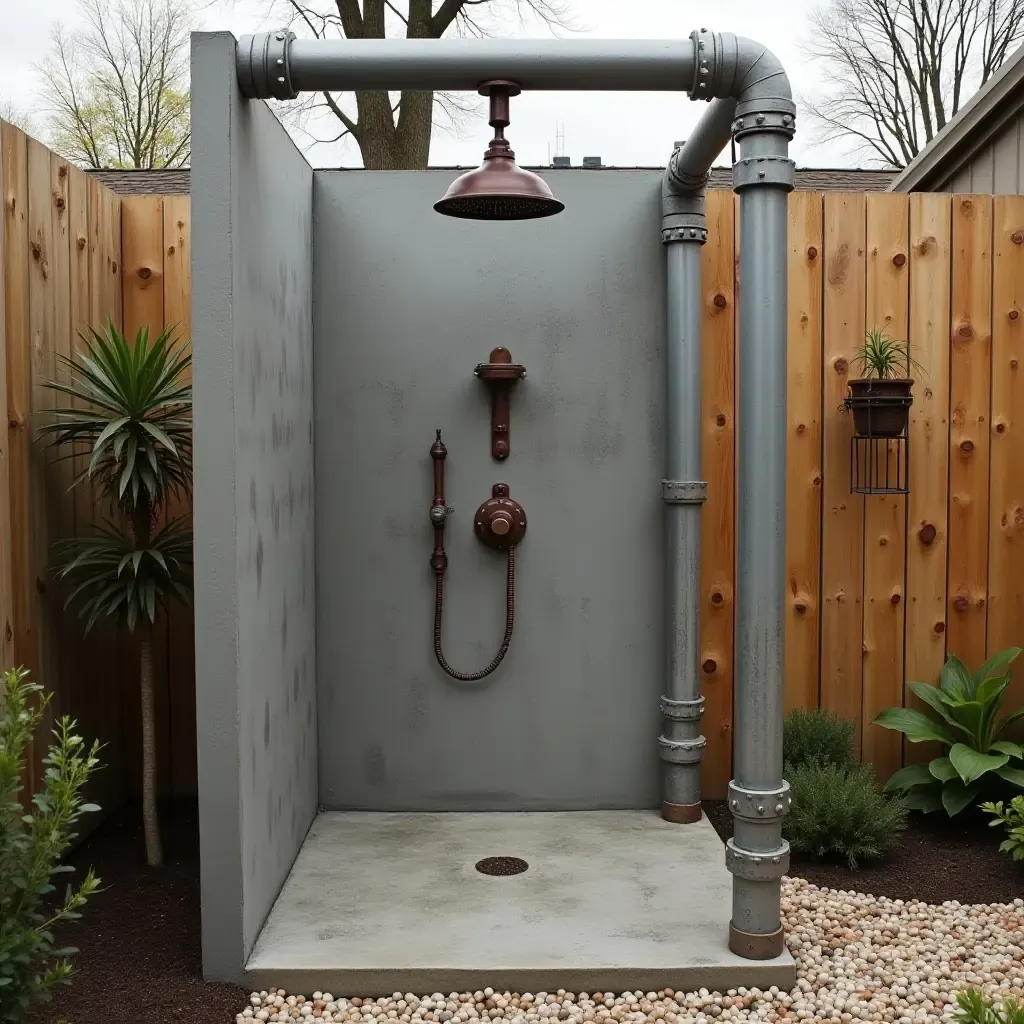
728, 780, 791, 822
733, 99, 797, 133
662, 225, 709, 245
662, 480, 708, 504
733, 155, 795, 193
661, 695, 705, 721
687, 28, 740, 102
237, 30, 297, 100
658, 735, 706, 764
725, 838, 790, 882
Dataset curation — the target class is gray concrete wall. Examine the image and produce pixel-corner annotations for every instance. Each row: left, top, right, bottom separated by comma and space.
313, 169, 666, 811
192, 32, 318, 980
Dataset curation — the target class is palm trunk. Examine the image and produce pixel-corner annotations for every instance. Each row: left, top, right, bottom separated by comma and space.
140, 630, 162, 866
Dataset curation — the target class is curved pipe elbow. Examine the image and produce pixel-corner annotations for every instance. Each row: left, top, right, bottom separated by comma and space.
664, 30, 795, 219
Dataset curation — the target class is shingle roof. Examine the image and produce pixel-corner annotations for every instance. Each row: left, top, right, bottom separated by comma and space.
88, 166, 897, 196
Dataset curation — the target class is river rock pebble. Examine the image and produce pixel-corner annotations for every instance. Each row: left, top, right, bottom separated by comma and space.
237, 877, 1024, 1024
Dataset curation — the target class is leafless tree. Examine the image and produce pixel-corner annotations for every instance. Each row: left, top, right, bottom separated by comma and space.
274, 0, 574, 168
804, 0, 1024, 167
0, 98, 39, 137
39, 0, 194, 169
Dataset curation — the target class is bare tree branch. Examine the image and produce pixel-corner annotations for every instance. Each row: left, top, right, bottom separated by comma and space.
270, 0, 577, 167
803, 0, 1024, 168
37, 0, 193, 169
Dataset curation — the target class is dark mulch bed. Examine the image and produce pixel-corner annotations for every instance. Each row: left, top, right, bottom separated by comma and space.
704, 798, 1024, 904
30, 802, 245, 1024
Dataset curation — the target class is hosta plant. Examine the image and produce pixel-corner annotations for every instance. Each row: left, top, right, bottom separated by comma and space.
981, 796, 1024, 861
0, 667, 101, 1022
875, 647, 1024, 816
39, 320, 192, 866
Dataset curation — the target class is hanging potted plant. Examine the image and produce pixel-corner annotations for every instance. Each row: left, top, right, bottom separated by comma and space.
846, 328, 919, 439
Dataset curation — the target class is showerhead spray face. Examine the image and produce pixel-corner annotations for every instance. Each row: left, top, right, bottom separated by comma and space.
434, 81, 565, 221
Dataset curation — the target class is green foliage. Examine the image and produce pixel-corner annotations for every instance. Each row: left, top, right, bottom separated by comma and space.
39, 321, 192, 511
876, 648, 1024, 815
55, 518, 192, 634
981, 795, 1024, 862
784, 708, 856, 769
955, 989, 1024, 1024
784, 760, 908, 869
0, 668, 101, 1022
853, 327, 921, 379
39, 320, 193, 635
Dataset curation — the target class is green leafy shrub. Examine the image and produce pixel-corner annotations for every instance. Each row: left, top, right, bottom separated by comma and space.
981, 795, 1024, 861
875, 647, 1024, 815
784, 760, 907, 869
0, 667, 101, 1022
955, 988, 1024, 1024
784, 708, 856, 769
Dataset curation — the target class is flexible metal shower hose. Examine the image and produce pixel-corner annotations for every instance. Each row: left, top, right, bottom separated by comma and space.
433, 546, 516, 681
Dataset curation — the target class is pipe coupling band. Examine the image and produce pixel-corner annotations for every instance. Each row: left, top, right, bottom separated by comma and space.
658, 735, 706, 764
662, 225, 709, 244
661, 695, 705, 721
725, 838, 790, 882
688, 29, 739, 102
728, 780, 792, 822
237, 30, 297, 100
732, 100, 797, 133
662, 480, 707, 504
733, 155, 795, 192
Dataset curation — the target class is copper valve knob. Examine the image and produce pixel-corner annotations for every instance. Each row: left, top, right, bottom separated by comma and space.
474, 483, 527, 550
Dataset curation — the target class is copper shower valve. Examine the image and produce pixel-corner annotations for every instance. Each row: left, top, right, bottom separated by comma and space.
474, 347, 525, 460
474, 483, 527, 550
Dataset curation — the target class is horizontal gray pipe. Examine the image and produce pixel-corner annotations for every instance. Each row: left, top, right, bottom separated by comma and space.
238, 35, 697, 96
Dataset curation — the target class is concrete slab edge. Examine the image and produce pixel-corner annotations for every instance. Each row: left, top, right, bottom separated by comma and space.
245, 958, 796, 997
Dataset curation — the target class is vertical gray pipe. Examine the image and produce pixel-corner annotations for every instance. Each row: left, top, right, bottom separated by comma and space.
725, 112, 795, 961
659, 233, 707, 822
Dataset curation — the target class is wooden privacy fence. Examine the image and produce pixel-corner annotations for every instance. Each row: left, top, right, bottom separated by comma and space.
3, 123, 1023, 803
0, 122, 195, 805
699, 188, 1024, 797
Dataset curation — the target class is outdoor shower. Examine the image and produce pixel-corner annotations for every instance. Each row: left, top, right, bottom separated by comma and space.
235, 25, 796, 963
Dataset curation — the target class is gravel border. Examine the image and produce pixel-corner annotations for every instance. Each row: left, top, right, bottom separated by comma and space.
237, 876, 1024, 1024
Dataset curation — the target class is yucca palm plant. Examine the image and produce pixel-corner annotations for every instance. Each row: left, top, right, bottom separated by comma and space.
39, 320, 192, 867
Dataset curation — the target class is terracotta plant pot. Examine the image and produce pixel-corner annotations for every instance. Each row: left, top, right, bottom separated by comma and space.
846, 378, 914, 438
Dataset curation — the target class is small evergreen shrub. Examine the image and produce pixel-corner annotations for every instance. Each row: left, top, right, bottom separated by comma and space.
0, 667, 102, 1022
783, 708, 856, 769
955, 988, 1024, 1024
784, 760, 907, 869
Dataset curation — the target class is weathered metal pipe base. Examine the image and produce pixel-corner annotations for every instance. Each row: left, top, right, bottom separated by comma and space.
661, 800, 702, 824
728, 922, 786, 960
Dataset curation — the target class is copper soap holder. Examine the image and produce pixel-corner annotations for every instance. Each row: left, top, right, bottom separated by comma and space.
474, 346, 525, 460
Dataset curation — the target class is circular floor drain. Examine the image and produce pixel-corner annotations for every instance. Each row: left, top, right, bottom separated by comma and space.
475, 856, 529, 876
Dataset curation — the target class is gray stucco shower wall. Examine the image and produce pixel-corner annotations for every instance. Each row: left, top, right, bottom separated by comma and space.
192, 32, 318, 979
314, 169, 668, 810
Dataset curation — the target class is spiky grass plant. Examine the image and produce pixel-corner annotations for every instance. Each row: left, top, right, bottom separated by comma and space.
38, 320, 192, 866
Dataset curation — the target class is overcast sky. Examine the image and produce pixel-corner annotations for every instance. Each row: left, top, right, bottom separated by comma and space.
0, 0, 859, 169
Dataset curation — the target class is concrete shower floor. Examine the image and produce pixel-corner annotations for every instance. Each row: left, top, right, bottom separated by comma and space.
246, 811, 795, 996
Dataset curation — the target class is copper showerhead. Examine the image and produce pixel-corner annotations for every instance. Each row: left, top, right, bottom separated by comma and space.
434, 81, 564, 221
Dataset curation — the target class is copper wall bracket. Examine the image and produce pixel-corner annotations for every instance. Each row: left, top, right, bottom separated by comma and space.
474, 483, 527, 550
474, 346, 525, 460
